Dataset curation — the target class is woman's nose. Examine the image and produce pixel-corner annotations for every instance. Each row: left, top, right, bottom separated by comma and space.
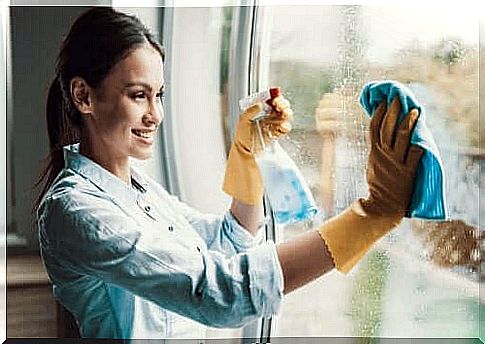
144, 100, 163, 126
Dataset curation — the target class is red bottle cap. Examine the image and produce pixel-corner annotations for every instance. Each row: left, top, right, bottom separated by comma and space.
266, 87, 282, 116
269, 87, 281, 99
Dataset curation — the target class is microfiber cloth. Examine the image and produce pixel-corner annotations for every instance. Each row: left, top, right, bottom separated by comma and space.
359, 80, 448, 220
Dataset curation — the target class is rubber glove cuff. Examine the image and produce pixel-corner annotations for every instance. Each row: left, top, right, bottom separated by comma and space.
317, 198, 402, 273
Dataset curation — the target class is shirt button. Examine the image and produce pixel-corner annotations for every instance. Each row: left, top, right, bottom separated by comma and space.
144, 205, 151, 212
168, 225, 174, 232
196, 246, 201, 252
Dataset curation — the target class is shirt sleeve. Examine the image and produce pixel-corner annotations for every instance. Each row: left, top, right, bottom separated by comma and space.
147, 176, 266, 255
41, 191, 284, 328
169, 193, 266, 255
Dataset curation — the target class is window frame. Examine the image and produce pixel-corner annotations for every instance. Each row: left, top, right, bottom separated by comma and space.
225, 3, 276, 342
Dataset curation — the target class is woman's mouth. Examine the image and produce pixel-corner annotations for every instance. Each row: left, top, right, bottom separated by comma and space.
131, 129, 155, 143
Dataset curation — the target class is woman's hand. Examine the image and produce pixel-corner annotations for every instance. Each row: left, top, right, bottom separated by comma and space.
316, 96, 424, 274
236, 95, 294, 155
223, 94, 294, 205
362, 96, 424, 217
260, 95, 294, 138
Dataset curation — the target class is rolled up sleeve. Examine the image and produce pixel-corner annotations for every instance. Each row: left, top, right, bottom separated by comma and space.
42, 192, 283, 329
222, 211, 265, 252
245, 241, 284, 318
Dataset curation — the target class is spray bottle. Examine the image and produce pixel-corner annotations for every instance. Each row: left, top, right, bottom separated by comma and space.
239, 88, 318, 225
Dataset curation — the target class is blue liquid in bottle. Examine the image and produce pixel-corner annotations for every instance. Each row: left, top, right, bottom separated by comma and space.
256, 142, 318, 225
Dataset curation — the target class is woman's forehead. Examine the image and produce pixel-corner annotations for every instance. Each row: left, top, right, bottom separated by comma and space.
108, 45, 164, 89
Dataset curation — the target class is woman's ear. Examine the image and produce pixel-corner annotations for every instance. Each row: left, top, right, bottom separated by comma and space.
70, 77, 93, 115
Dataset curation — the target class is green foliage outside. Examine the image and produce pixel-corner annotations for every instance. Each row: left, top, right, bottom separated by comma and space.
350, 250, 391, 343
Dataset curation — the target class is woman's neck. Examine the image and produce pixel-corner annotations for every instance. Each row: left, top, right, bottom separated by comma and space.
79, 140, 131, 185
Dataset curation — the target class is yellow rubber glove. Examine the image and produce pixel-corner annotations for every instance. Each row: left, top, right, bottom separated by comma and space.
318, 96, 424, 273
223, 96, 293, 205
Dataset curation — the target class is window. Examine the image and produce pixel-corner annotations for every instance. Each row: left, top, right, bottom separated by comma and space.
258, 5, 481, 339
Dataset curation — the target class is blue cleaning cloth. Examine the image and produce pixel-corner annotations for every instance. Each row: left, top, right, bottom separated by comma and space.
359, 80, 448, 220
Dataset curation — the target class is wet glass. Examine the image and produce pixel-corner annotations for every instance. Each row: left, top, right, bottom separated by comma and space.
261, 5, 481, 338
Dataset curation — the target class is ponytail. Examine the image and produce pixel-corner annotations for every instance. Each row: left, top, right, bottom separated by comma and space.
33, 74, 81, 213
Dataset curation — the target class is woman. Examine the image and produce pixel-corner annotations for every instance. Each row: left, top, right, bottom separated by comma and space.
35, 7, 423, 340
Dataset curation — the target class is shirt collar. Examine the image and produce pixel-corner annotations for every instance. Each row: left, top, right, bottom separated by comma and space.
63, 143, 149, 203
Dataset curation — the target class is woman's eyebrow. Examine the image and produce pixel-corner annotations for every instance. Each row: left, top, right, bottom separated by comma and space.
123, 82, 165, 92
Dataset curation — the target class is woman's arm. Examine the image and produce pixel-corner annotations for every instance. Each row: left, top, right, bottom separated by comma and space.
40, 191, 283, 329
277, 230, 335, 293
229, 194, 336, 294
229, 199, 264, 236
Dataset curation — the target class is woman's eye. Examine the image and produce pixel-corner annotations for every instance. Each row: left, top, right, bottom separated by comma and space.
133, 92, 146, 99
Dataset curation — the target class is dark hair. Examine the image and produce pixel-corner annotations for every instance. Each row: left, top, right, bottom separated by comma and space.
34, 7, 164, 211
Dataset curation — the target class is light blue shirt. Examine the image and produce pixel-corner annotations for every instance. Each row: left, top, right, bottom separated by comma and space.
36, 144, 284, 340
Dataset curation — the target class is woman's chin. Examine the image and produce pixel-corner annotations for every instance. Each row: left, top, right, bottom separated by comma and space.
131, 149, 153, 161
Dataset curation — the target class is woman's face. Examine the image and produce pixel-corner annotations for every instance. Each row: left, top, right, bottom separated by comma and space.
86, 43, 164, 162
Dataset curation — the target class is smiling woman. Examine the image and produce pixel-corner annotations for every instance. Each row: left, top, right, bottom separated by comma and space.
33, 6, 424, 341
34, 7, 165, 208
34, 7, 291, 339
73, 44, 165, 183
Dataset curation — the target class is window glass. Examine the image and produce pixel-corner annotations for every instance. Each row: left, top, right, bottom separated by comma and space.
262, 5, 481, 338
